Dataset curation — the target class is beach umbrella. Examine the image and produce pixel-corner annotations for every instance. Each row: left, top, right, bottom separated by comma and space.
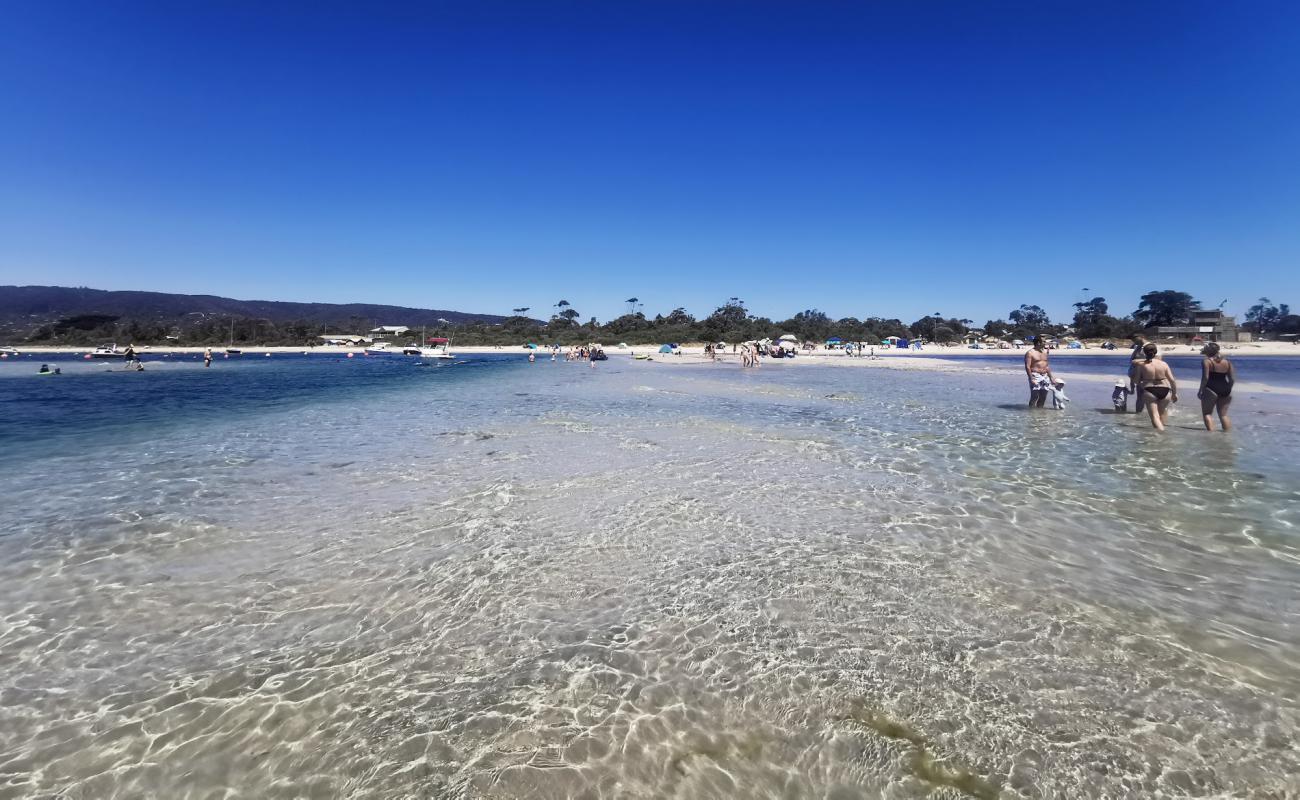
1012, 339, 1025, 345
659, 344, 674, 353
617, 342, 628, 348
778, 334, 798, 342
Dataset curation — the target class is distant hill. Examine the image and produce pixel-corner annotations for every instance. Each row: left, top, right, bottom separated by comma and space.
0, 285, 518, 340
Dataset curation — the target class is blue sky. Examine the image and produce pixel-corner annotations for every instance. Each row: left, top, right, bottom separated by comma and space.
2, 1, 1297, 325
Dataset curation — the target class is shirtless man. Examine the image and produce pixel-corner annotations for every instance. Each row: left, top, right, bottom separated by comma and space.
1023, 335, 1055, 408
1135, 342, 1178, 431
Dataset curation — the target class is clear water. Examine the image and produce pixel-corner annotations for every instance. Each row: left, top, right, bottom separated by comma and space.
2, 354, 1298, 798
922, 351, 1300, 389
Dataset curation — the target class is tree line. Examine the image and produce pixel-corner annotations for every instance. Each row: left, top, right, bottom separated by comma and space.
20, 291, 1298, 347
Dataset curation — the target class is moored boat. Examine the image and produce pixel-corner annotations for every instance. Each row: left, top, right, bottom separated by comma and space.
417, 337, 454, 359
90, 343, 125, 358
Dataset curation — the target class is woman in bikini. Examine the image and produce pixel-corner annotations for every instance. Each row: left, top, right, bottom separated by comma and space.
1135, 342, 1178, 431
1197, 342, 1236, 431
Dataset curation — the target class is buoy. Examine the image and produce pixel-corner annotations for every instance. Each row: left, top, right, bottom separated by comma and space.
347, 352, 354, 358
265, 353, 271, 357
84, 354, 92, 360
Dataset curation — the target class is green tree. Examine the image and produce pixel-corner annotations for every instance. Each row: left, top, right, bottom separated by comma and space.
1133, 290, 1199, 327
703, 298, 750, 337
662, 307, 694, 326
1072, 297, 1127, 339
1008, 304, 1052, 336
779, 309, 832, 341
1245, 297, 1290, 335
910, 315, 967, 341
982, 319, 1011, 339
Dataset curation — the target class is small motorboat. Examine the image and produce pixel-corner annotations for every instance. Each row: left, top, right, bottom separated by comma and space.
415, 337, 454, 360
90, 344, 125, 358
365, 342, 396, 355
0, 346, 19, 357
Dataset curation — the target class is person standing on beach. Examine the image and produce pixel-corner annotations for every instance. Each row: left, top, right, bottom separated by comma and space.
1135, 342, 1178, 431
1024, 336, 1055, 407
1198, 342, 1235, 431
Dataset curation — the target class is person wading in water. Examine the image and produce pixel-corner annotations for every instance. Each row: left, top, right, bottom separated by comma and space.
1023, 336, 1056, 408
1135, 342, 1179, 431
1197, 341, 1236, 431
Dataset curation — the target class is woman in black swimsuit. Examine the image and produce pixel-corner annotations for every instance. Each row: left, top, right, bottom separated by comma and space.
1198, 342, 1236, 431
1136, 343, 1178, 431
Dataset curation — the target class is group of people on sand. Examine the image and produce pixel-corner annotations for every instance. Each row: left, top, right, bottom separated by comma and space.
1024, 333, 1236, 432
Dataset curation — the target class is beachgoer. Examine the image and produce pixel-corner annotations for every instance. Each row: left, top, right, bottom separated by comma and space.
1049, 379, 1069, 410
528, 352, 535, 363
1135, 342, 1178, 431
38, 363, 50, 374
1111, 380, 1130, 412
1197, 342, 1235, 431
1024, 336, 1055, 408
1128, 334, 1148, 413
204, 347, 212, 367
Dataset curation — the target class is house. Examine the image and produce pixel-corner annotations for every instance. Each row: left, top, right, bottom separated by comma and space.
1144, 309, 1249, 343
369, 326, 410, 338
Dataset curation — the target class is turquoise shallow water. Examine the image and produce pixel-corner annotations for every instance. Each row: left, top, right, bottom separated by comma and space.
1, 354, 1299, 798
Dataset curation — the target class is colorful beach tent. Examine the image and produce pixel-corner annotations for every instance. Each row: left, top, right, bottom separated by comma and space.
659, 344, 674, 353
826, 337, 842, 344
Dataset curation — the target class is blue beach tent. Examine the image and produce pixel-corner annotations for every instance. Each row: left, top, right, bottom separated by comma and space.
659, 344, 674, 353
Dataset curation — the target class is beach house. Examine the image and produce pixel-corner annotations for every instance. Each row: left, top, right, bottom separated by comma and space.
369, 325, 411, 339
1144, 309, 1248, 344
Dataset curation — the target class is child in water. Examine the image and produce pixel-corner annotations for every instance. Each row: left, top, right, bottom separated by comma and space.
1111, 380, 1130, 412
1049, 379, 1070, 410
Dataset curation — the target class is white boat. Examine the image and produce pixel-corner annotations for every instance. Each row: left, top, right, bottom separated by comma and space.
416, 337, 455, 359
90, 343, 125, 358
0, 346, 19, 356
364, 342, 396, 355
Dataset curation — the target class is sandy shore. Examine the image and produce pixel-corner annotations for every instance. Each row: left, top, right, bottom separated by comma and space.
10, 341, 1300, 356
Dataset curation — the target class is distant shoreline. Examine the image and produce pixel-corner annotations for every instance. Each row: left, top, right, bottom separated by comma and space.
7, 342, 1300, 357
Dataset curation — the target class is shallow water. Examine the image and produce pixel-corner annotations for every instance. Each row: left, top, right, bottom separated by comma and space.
2, 354, 1299, 798
901, 351, 1300, 389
